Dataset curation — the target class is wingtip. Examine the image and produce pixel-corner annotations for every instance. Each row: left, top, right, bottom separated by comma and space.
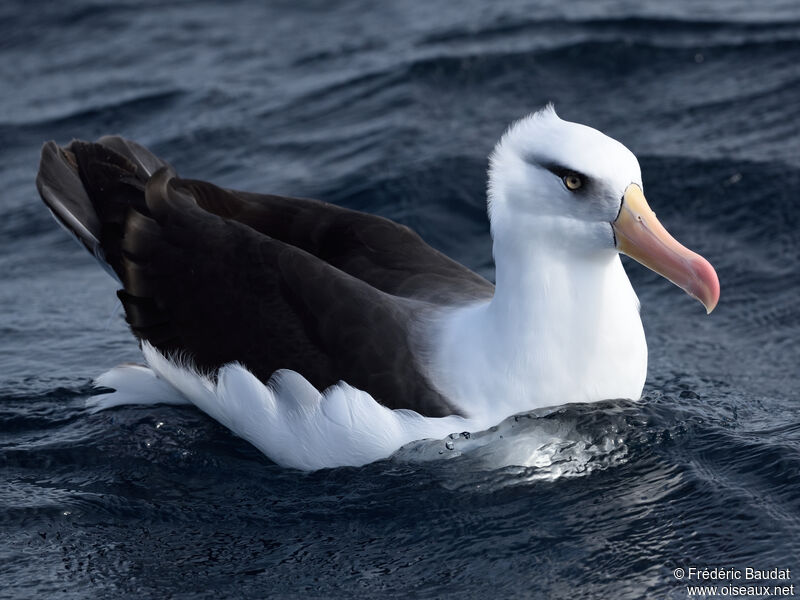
36, 141, 63, 182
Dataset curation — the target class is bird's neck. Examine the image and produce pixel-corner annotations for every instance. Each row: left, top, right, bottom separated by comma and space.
488, 234, 615, 337
431, 234, 647, 421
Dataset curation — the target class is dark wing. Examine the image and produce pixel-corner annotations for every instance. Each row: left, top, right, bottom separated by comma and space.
36, 137, 171, 280
147, 180, 494, 306
36, 137, 487, 416
43, 135, 494, 304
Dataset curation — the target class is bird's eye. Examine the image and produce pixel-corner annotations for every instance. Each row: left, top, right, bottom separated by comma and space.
563, 173, 583, 191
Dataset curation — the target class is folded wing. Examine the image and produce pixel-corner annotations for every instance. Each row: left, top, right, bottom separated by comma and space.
36, 137, 493, 416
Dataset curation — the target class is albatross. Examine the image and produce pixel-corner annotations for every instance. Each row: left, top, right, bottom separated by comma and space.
36, 105, 719, 470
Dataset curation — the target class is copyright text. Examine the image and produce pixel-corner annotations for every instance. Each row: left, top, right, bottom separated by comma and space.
673, 567, 794, 597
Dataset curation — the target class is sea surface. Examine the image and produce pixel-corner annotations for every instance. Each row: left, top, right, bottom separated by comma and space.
2, 1, 799, 598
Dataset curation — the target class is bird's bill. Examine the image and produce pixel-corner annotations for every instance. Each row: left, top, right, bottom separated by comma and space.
612, 184, 720, 313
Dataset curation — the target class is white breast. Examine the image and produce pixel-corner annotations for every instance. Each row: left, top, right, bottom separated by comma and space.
426, 253, 647, 421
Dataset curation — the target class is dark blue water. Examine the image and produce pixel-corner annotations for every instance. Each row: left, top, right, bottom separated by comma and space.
2, 1, 800, 598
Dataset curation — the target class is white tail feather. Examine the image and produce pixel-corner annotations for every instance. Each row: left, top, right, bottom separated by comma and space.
91, 343, 478, 470
89, 363, 190, 413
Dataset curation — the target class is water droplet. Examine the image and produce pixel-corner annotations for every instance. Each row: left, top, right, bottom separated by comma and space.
449, 433, 458, 440
725, 172, 742, 185
445, 441, 454, 450
156, 421, 164, 429
461, 431, 471, 439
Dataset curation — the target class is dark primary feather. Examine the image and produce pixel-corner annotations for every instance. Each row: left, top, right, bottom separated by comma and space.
36, 137, 494, 416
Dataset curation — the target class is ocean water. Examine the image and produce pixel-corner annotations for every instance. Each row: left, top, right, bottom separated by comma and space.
2, 1, 800, 598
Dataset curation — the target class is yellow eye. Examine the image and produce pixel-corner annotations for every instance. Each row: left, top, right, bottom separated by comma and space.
563, 174, 583, 190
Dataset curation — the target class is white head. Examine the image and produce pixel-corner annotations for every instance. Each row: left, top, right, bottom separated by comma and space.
488, 104, 641, 256
486, 105, 719, 311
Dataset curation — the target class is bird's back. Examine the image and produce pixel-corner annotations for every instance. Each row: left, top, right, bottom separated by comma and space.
36, 137, 493, 416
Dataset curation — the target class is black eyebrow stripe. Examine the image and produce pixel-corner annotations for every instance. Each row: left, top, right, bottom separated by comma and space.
540, 162, 589, 182
523, 153, 591, 184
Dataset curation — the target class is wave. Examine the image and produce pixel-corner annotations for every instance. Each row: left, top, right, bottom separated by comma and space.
0, 89, 184, 130
420, 15, 800, 46
394, 402, 637, 483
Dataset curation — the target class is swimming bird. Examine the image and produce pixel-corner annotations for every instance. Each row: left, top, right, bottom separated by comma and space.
36, 106, 719, 470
